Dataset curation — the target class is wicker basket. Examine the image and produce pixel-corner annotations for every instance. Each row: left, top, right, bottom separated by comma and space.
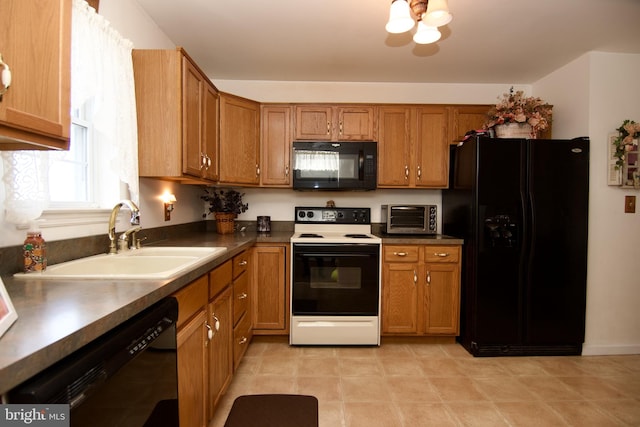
494, 123, 535, 139
215, 212, 236, 234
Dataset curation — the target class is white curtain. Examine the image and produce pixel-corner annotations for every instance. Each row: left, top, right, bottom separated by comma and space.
1, 0, 138, 225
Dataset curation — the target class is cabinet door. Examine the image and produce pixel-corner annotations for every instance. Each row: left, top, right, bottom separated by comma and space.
424, 262, 460, 335
0, 0, 71, 150
377, 106, 413, 187
294, 105, 332, 140
261, 105, 292, 186
182, 58, 204, 178
252, 245, 288, 332
202, 83, 220, 181
220, 93, 261, 184
415, 106, 449, 188
382, 261, 420, 334
177, 310, 208, 427
208, 287, 233, 417
449, 105, 490, 143
336, 106, 376, 141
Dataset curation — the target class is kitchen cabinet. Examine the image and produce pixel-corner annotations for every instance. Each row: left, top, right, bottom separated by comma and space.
382, 244, 461, 336
377, 105, 449, 188
448, 105, 490, 144
132, 48, 219, 183
219, 92, 261, 185
173, 275, 209, 427
207, 261, 233, 418
231, 251, 253, 370
294, 104, 376, 141
0, 0, 71, 150
260, 105, 292, 186
251, 244, 289, 334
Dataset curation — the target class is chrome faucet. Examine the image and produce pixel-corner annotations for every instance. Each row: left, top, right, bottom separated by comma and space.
108, 200, 140, 254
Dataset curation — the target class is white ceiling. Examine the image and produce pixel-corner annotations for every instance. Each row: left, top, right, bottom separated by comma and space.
135, 0, 640, 84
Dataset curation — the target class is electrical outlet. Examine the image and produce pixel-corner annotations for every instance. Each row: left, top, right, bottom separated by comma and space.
625, 195, 636, 213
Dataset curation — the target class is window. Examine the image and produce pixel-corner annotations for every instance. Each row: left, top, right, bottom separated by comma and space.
48, 107, 94, 207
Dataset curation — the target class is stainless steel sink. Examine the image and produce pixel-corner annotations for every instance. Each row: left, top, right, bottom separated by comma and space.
14, 246, 227, 280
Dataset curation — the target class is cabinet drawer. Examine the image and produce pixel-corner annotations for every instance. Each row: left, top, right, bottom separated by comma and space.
233, 252, 249, 279
424, 246, 460, 263
233, 271, 249, 325
233, 311, 252, 370
384, 246, 419, 263
209, 259, 232, 298
173, 275, 208, 328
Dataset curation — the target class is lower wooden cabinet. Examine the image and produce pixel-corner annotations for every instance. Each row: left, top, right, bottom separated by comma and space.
382, 244, 461, 336
173, 275, 209, 427
251, 244, 289, 334
207, 276, 233, 417
231, 251, 253, 371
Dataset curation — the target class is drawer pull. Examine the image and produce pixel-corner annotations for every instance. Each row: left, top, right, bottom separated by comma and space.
238, 337, 248, 345
393, 251, 408, 257
238, 260, 248, 266
434, 252, 450, 257
238, 292, 248, 300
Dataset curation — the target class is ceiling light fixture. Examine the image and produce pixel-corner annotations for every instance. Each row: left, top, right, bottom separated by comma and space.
385, 0, 452, 44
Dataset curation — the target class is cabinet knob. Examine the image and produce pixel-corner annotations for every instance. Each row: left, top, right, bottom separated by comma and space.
256, 164, 260, 177
327, 121, 331, 134
238, 260, 248, 266
213, 315, 220, 331
285, 165, 290, 176
434, 252, 450, 257
427, 271, 431, 285
404, 165, 409, 179
238, 337, 248, 345
393, 251, 408, 257
413, 270, 417, 284
339, 121, 343, 135
238, 292, 248, 300
417, 165, 422, 179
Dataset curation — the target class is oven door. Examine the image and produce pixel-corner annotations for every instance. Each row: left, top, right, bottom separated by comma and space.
292, 243, 380, 315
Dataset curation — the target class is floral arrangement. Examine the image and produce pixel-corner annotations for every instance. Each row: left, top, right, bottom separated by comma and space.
613, 119, 640, 169
201, 188, 248, 216
484, 87, 553, 135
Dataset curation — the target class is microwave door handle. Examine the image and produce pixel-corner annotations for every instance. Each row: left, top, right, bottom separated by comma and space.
359, 150, 364, 180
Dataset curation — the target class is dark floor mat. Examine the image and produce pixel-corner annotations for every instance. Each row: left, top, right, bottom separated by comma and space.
224, 394, 318, 427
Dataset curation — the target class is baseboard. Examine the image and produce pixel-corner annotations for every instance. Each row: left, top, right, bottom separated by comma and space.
581, 343, 640, 356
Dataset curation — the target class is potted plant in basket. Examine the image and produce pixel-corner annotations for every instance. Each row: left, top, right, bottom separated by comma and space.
201, 188, 248, 234
484, 87, 553, 138
612, 119, 640, 169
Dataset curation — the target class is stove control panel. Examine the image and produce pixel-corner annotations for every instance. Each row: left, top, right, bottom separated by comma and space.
295, 207, 371, 224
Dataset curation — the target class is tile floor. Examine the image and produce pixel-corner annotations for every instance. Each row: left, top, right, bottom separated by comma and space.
209, 336, 640, 427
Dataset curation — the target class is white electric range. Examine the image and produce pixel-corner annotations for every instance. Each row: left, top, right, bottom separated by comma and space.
290, 207, 382, 346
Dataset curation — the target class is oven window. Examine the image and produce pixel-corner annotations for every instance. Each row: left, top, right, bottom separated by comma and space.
310, 266, 361, 289
292, 244, 379, 316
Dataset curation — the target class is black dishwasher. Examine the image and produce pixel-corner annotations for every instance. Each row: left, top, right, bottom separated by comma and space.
8, 298, 179, 427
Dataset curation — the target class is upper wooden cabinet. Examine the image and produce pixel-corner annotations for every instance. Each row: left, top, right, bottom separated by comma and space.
132, 48, 219, 183
449, 105, 490, 144
260, 105, 292, 186
294, 105, 375, 141
219, 93, 260, 185
377, 105, 449, 188
0, 0, 71, 150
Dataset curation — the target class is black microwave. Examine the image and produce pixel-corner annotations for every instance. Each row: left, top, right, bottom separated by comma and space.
292, 141, 377, 191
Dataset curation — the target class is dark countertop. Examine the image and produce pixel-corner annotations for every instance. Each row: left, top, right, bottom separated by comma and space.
0, 229, 461, 394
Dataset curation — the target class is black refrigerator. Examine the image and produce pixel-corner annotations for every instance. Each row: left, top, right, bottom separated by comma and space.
442, 136, 589, 356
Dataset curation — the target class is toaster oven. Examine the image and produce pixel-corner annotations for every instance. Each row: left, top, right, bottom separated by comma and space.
381, 204, 437, 234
